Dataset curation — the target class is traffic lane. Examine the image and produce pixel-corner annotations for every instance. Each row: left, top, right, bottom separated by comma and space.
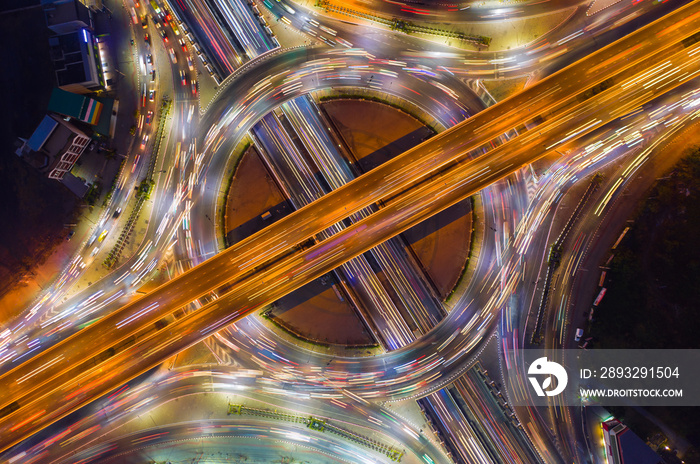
499, 105, 700, 464
0, 135, 548, 454
317, 0, 580, 22
253, 110, 415, 347
280, 96, 446, 329
189, 49, 474, 252
0, 0, 672, 370
43, 365, 448, 464
183, 40, 700, 396
174, 0, 239, 75
195, 12, 672, 263
0, 0, 195, 392
0, 0, 190, 374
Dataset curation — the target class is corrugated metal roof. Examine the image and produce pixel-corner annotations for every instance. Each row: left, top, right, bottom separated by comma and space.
27, 115, 59, 152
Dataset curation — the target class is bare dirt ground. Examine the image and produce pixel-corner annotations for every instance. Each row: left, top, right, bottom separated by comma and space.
224, 146, 285, 234
222, 99, 475, 346
323, 99, 429, 161
269, 283, 374, 346
402, 202, 473, 299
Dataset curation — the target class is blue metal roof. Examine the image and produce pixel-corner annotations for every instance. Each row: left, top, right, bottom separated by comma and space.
27, 115, 59, 152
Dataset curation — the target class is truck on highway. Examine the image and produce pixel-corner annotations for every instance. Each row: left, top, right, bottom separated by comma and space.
593, 287, 607, 306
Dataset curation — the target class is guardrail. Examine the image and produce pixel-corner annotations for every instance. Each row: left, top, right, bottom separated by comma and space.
228, 403, 404, 461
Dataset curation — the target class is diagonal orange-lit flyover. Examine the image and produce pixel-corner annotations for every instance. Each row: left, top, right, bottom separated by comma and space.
3, 1, 700, 453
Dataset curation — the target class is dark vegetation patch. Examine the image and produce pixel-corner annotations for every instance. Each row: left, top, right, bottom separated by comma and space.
592, 148, 700, 349
592, 148, 700, 463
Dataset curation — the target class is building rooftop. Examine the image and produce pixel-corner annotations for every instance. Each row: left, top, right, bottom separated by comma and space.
49, 31, 91, 87
48, 88, 103, 125
61, 172, 90, 197
618, 427, 665, 464
91, 96, 114, 137
603, 419, 664, 464
43, 0, 92, 33
27, 115, 59, 152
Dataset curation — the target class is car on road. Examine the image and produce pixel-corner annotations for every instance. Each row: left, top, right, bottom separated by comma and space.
146, 54, 153, 65
145, 110, 153, 125
160, 29, 168, 42
140, 134, 149, 150
113, 207, 122, 218
168, 48, 177, 64
148, 89, 155, 102
319, 35, 335, 47
179, 70, 187, 86
574, 328, 584, 342
66, 230, 75, 241
319, 25, 337, 36
151, 69, 156, 81
336, 37, 352, 48
144, 33, 150, 44
191, 81, 197, 96
187, 56, 194, 71
179, 38, 188, 53
97, 230, 109, 242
